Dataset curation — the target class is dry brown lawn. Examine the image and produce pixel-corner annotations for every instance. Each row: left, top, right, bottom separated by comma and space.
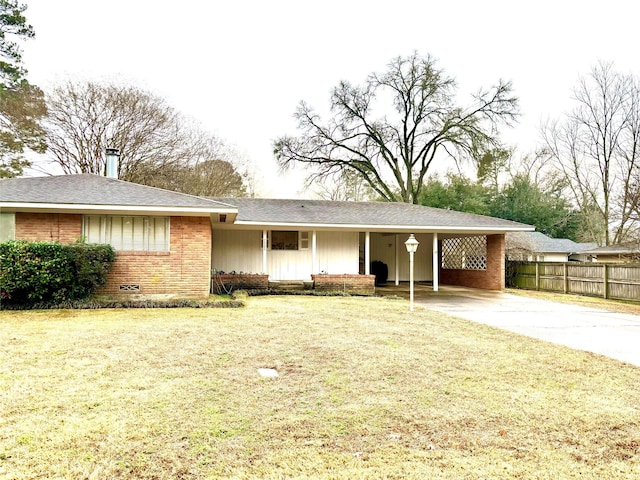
506, 288, 640, 315
1, 296, 640, 479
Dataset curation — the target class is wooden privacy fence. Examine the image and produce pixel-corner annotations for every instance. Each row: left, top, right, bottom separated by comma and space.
507, 261, 640, 302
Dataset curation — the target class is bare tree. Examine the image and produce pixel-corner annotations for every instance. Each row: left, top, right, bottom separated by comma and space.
274, 52, 519, 204
542, 62, 640, 245
141, 159, 247, 197
41, 80, 234, 184
313, 169, 373, 201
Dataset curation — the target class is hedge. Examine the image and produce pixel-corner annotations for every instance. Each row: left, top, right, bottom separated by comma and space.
0, 240, 116, 306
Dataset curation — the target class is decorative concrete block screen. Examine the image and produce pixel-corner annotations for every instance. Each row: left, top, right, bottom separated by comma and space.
442, 236, 487, 270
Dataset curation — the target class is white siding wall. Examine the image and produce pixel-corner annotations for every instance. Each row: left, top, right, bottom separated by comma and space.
371, 233, 433, 281
212, 229, 263, 274
540, 253, 569, 262
212, 229, 359, 280
316, 231, 359, 275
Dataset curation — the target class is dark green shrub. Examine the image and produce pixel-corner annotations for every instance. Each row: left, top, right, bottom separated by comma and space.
0, 241, 116, 306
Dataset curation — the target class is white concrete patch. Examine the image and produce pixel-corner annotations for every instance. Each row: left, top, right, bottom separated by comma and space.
258, 368, 279, 378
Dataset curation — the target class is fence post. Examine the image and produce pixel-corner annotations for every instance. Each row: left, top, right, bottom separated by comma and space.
535, 262, 540, 291
603, 264, 609, 299
563, 263, 568, 294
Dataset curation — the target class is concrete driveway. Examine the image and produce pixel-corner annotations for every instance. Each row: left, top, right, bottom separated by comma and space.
377, 284, 640, 367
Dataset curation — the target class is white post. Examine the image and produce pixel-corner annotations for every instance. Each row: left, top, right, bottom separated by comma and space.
312, 230, 317, 274
365, 232, 371, 275
395, 234, 400, 286
262, 229, 268, 274
432, 232, 439, 292
409, 249, 415, 311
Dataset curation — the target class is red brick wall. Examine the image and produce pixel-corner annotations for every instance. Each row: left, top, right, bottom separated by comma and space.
439, 234, 505, 290
15, 213, 82, 243
14, 213, 212, 299
212, 274, 268, 293
312, 274, 376, 295
98, 216, 211, 299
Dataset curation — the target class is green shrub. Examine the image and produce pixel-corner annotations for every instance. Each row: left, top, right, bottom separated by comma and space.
0, 241, 116, 305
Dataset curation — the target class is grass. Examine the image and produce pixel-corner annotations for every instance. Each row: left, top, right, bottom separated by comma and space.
1, 296, 639, 479
506, 288, 640, 315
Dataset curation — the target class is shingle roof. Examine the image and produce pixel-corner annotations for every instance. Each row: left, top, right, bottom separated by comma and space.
1, 174, 234, 210
581, 242, 640, 255
214, 198, 533, 231
507, 231, 597, 253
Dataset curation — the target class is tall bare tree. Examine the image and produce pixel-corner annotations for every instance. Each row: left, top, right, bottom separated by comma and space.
542, 62, 640, 245
43, 80, 219, 178
274, 52, 519, 204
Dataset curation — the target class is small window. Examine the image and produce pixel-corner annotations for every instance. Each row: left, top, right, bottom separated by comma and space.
0, 213, 16, 241
300, 231, 310, 250
271, 230, 298, 250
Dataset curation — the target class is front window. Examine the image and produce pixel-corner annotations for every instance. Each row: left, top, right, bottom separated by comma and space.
83, 215, 170, 251
271, 230, 298, 250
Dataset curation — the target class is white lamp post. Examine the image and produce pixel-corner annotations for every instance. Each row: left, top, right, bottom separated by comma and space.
404, 234, 419, 312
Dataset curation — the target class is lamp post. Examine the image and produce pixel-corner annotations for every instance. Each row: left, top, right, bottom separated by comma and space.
404, 234, 419, 312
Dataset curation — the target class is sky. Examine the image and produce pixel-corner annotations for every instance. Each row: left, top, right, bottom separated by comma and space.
21, 0, 640, 197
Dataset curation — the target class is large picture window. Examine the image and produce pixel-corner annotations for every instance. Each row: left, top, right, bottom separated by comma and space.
83, 215, 170, 251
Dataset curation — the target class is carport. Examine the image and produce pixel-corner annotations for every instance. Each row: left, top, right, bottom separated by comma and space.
211, 198, 533, 290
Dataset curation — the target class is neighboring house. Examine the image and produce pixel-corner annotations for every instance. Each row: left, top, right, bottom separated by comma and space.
1, 174, 534, 299
581, 242, 640, 263
506, 231, 597, 262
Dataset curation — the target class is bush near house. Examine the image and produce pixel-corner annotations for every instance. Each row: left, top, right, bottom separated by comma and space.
0, 241, 116, 306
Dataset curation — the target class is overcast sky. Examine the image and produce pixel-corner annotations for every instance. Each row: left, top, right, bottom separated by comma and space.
22, 0, 640, 197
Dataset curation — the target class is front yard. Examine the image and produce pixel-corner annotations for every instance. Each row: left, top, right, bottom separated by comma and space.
1, 296, 639, 479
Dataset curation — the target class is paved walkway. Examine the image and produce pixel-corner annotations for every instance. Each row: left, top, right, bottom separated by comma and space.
377, 283, 640, 367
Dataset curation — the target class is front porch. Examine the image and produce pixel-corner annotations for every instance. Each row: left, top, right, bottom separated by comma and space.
211, 226, 506, 292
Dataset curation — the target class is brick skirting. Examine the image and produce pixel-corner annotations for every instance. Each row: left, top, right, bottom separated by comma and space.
311, 274, 376, 295
212, 274, 269, 293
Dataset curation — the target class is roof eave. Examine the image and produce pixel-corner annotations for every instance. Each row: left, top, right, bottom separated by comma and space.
232, 220, 535, 233
0, 202, 238, 216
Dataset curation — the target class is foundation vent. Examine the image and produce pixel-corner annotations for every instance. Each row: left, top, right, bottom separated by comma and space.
119, 284, 141, 292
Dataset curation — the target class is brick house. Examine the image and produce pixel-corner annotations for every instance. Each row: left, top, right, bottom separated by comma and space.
1, 174, 533, 299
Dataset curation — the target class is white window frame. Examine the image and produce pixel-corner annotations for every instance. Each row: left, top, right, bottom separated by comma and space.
83, 215, 170, 252
268, 230, 310, 251
299, 231, 310, 250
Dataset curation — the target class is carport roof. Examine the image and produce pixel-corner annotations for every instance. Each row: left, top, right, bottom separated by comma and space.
214, 198, 534, 233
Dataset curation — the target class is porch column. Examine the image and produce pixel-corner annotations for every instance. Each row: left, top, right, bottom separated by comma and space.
432, 232, 439, 292
395, 234, 400, 285
262, 229, 268, 274
365, 232, 371, 275
312, 230, 317, 274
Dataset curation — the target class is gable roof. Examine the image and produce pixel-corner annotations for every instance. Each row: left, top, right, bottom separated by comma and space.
0, 174, 236, 215
581, 242, 640, 255
507, 231, 597, 254
214, 198, 534, 234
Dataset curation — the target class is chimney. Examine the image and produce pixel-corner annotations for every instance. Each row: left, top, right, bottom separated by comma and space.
105, 148, 120, 179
